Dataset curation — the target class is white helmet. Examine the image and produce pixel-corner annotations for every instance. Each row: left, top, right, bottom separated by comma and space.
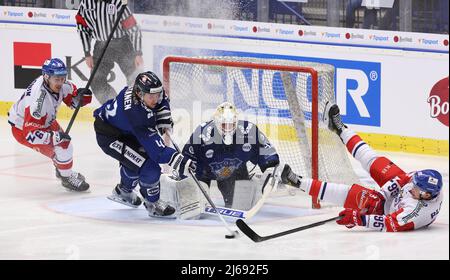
214, 102, 238, 145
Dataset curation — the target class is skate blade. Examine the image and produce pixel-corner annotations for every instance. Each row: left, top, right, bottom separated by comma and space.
63, 186, 91, 193
107, 195, 141, 208
147, 213, 177, 219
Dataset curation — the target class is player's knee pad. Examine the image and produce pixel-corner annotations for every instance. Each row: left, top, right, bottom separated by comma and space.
370, 157, 405, 187
53, 143, 73, 170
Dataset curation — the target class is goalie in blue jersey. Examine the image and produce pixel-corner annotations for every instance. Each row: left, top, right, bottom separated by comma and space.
182, 102, 280, 210
93, 71, 196, 218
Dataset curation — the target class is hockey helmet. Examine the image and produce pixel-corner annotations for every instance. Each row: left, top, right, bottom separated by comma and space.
412, 169, 443, 198
133, 71, 163, 99
42, 58, 68, 77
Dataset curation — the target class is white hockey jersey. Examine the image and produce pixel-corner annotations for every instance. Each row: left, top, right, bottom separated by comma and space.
8, 76, 81, 145
365, 176, 444, 232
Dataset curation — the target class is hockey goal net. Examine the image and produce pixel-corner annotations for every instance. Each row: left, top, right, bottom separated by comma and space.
162, 56, 359, 208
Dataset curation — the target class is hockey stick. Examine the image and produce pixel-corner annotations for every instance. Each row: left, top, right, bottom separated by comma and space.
203, 165, 279, 220
236, 216, 342, 243
166, 133, 239, 239
65, 0, 129, 134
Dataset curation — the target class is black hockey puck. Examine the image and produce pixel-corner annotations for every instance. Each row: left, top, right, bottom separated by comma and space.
225, 231, 240, 239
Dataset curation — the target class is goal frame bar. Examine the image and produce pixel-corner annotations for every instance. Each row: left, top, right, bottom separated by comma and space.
162, 56, 321, 208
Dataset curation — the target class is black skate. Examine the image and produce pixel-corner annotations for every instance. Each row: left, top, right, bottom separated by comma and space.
323, 101, 347, 135
57, 170, 89, 192
144, 199, 176, 219
107, 184, 142, 208
280, 164, 302, 188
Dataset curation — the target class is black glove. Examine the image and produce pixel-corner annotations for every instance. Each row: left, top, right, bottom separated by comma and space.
169, 153, 197, 178
156, 118, 174, 136
51, 131, 71, 148
72, 88, 93, 108
77, 87, 92, 96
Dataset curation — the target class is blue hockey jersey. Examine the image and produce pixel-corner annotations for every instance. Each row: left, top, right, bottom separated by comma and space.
182, 120, 280, 183
93, 86, 176, 164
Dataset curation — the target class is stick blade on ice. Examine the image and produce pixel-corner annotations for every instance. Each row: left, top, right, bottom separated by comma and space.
236, 219, 264, 243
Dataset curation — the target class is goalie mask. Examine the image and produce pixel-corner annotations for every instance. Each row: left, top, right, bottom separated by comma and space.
214, 102, 238, 145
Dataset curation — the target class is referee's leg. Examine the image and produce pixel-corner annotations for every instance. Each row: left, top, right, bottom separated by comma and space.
92, 41, 117, 104
116, 36, 139, 86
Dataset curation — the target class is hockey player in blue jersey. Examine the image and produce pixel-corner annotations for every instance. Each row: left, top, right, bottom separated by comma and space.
93, 71, 196, 218
182, 102, 280, 210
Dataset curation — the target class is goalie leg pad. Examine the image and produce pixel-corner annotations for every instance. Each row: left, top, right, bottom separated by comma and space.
230, 180, 261, 211
160, 174, 206, 220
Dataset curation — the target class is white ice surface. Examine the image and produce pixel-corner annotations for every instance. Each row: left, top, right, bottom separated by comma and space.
0, 118, 448, 260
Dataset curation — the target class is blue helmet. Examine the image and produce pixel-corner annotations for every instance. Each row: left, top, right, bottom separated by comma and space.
412, 169, 443, 198
42, 58, 67, 77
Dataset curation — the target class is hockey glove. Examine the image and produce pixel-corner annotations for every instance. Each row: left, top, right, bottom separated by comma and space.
362, 190, 385, 215
156, 117, 174, 136
72, 88, 93, 108
169, 153, 197, 179
51, 131, 71, 149
336, 208, 366, 229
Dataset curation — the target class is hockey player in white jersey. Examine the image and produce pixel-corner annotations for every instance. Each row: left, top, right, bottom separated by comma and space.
281, 103, 444, 232
8, 58, 92, 191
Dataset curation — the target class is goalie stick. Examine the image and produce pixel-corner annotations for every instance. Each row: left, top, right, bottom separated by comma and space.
236, 216, 342, 243
166, 133, 239, 239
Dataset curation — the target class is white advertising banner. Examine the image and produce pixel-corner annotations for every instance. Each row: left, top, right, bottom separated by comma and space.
0, 7, 448, 142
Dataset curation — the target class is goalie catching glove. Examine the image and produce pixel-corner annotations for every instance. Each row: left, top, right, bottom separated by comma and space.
169, 152, 196, 179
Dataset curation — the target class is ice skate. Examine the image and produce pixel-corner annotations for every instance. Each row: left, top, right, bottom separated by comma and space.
56, 169, 89, 192
323, 101, 347, 135
144, 199, 176, 218
107, 184, 142, 208
280, 164, 302, 188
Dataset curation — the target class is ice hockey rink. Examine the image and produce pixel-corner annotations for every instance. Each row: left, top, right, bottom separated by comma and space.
0, 117, 449, 260
0, 118, 448, 260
